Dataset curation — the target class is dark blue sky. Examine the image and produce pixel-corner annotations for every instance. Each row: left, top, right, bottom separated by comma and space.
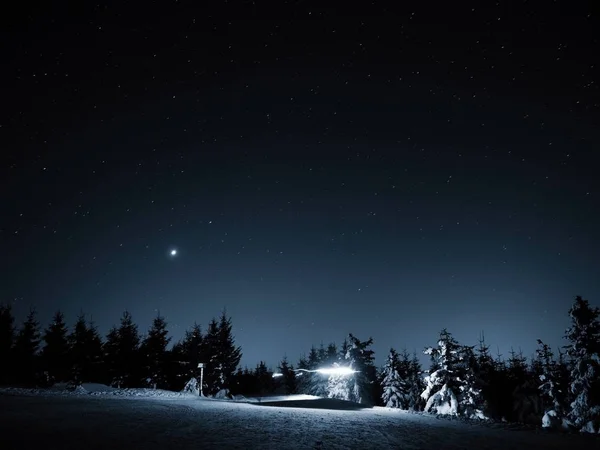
1, 2, 599, 369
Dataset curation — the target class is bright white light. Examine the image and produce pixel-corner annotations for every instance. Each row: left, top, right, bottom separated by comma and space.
170, 249, 177, 256
315, 366, 357, 376
272, 373, 283, 378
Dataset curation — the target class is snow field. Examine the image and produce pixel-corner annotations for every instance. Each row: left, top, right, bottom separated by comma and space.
1, 388, 599, 449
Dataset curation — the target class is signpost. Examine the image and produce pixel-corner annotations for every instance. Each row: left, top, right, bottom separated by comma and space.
197, 363, 205, 397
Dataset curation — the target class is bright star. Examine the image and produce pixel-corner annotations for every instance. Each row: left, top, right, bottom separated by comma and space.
169, 249, 178, 257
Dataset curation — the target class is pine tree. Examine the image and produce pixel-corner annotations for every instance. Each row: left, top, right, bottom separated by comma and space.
295, 354, 311, 394
312, 343, 329, 397
0, 304, 15, 384
103, 311, 141, 388
456, 344, 486, 419
12, 309, 41, 386
103, 326, 121, 387
40, 310, 70, 385
254, 361, 274, 397
536, 339, 569, 429
202, 318, 220, 395
327, 362, 351, 401
140, 313, 171, 389
278, 356, 297, 395
175, 322, 203, 390
345, 333, 376, 405
475, 331, 497, 417
421, 329, 462, 416
117, 311, 141, 387
213, 310, 242, 393
326, 343, 338, 365
68, 314, 103, 384
408, 351, 425, 411
381, 348, 404, 408
302, 345, 321, 396
564, 296, 600, 433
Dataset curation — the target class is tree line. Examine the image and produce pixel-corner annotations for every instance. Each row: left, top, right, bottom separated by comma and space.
0, 296, 598, 433
0, 308, 241, 395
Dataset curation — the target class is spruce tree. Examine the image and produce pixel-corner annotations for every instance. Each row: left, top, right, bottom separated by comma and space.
536, 339, 569, 429
12, 309, 41, 386
202, 318, 220, 395
345, 333, 376, 405
103, 326, 121, 387
176, 322, 203, 389
278, 356, 297, 395
69, 314, 103, 384
456, 344, 486, 418
421, 329, 462, 415
295, 354, 310, 394
254, 361, 274, 396
104, 311, 141, 387
0, 304, 15, 384
381, 348, 403, 408
326, 343, 338, 365
564, 296, 600, 433
408, 351, 425, 411
214, 310, 242, 392
41, 310, 70, 384
327, 362, 351, 401
140, 313, 171, 389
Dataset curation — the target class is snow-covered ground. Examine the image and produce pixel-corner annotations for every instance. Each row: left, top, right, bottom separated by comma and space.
1, 386, 597, 449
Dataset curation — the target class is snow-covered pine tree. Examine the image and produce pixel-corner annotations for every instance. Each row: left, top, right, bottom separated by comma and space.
312, 343, 329, 397
381, 348, 404, 408
140, 313, 171, 389
327, 362, 351, 401
345, 333, 376, 405
12, 309, 41, 386
0, 304, 15, 384
564, 296, 600, 433
455, 344, 487, 419
421, 329, 462, 416
41, 310, 70, 385
536, 339, 570, 429
396, 349, 413, 409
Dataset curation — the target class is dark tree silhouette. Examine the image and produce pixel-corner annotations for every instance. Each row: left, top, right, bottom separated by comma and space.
140, 313, 171, 389
12, 309, 41, 386
41, 310, 70, 384
0, 304, 15, 384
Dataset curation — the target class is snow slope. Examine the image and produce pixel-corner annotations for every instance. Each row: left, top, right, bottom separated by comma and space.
1, 390, 598, 449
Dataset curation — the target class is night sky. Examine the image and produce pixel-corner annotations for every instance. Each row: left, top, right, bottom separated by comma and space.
2, 2, 599, 370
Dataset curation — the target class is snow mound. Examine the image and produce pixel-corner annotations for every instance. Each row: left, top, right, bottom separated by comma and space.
0, 384, 197, 399
80, 383, 118, 393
